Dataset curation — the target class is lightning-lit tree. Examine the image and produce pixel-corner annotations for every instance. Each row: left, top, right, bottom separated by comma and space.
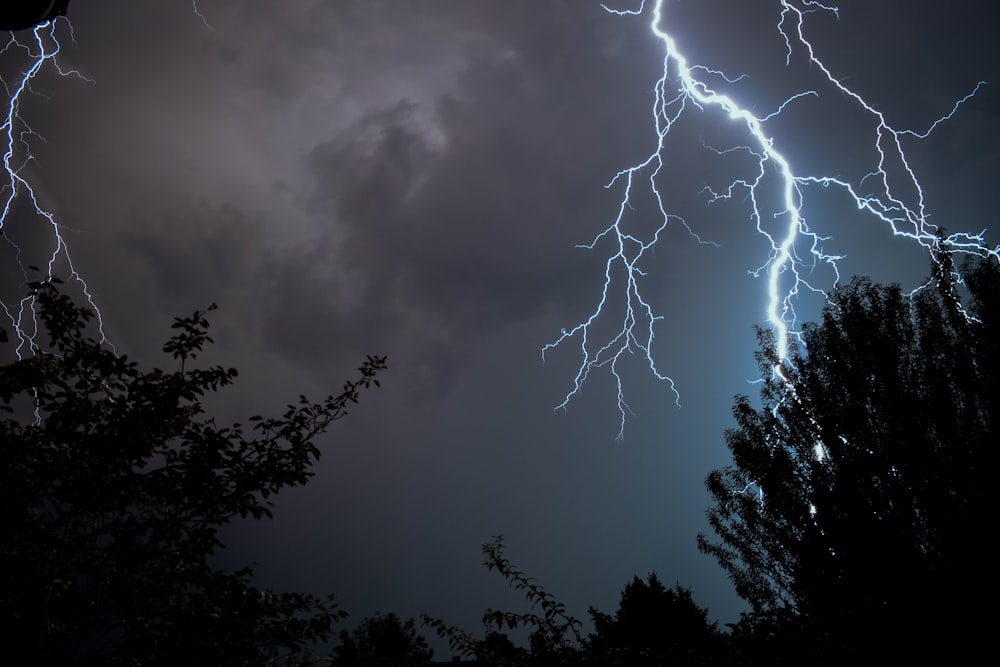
698, 251, 997, 664
0, 278, 386, 665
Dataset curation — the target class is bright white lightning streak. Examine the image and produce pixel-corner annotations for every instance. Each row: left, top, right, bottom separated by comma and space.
1, 19, 110, 358
544, 0, 996, 440
2, 7, 215, 359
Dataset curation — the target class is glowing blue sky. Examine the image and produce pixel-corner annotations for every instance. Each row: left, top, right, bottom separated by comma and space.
3, 0, 997, 651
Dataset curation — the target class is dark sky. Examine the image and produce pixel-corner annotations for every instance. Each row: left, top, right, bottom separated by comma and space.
3, 0, 998, 650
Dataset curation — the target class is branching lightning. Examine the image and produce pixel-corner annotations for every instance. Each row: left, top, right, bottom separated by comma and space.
1, 18, 109, 358
2, 5, 213, 359
545, 0, 997, 439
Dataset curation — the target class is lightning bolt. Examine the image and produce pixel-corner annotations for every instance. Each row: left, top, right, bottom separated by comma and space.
1, 18, 110, 358
2, 5, 214, 359
191, 1, 214, 31
544, 0, 996, 439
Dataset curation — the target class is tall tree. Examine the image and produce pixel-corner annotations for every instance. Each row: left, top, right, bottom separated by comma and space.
698, 252, 996, 663
0, 278, 386, 665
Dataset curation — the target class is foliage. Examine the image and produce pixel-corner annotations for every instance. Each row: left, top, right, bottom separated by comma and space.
425, 541, 727, 666
0, 278, 386, 665
586, 573, 722, 666
423, 536, 582, 665
481, 535, 584, 657
697, 253, 996, 662
333, 612, 433, 666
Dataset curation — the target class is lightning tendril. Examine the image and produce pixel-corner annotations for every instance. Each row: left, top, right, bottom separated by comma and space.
545, 0, 996, 439
1, 19, 109, 358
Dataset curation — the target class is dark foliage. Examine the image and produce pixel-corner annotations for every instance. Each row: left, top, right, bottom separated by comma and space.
698, 253, 997, 664
424, 536, 583, 665
333, 612, 433, 666
426, 541, 725, 666
0, 278, 386, 665
586, 573, 723, 666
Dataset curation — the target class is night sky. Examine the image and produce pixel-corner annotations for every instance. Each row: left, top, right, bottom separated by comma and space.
3, 0, 998, 649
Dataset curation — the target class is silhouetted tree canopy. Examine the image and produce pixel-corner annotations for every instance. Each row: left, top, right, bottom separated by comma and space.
333, 612, 434, 666
698, 252, 997, 664
586, 573, 722, 666
0, 278, 386, 665
424, 536, 583, 665
425, 541, 724, 666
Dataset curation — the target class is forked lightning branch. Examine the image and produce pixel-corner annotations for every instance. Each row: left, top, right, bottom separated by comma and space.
543, 0, 996, 439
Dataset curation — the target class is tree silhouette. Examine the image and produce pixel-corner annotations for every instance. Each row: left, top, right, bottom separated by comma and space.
333, 612, 433, 666
423, 536, 583, 665
586, 573, 723, 666
0, 278, 386, 665
426, 546, 725, 665
698, 252, 996, 663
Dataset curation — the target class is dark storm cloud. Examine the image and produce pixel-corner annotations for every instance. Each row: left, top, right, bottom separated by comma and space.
31, 1, 680, 403
24, 0, 658, 406
252, 3, 658, 395
123, 204, 262, 308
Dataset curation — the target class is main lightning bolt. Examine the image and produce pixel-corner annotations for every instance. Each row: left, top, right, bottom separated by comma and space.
544, 0, 996, 439
1, 18, 109, 358
2, 5, 213, 358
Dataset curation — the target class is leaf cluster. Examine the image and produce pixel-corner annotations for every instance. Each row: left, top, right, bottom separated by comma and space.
0, 279, 386, 665
423, 536, 582, 665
